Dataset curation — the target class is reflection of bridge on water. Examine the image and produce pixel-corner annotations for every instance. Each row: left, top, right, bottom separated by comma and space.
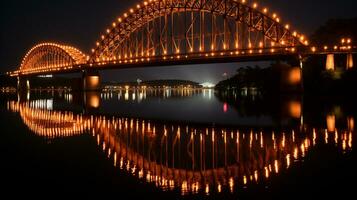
8, 101, 353, 195
9, 101, 90, 139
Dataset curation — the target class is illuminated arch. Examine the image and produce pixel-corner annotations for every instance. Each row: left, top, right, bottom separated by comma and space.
90, 0, 308, 62
93, 119, 326, 194
20, 43, 87, 75
7, 100, 352, 194
8, 101, 88, 139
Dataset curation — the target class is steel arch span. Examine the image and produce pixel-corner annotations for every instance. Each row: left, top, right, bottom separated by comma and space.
19, 43, 88, 75
90, 0, 308, 63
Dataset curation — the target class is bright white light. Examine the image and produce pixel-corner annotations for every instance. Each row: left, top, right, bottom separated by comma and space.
38, 75, 53, 78
200, 82, 215, 88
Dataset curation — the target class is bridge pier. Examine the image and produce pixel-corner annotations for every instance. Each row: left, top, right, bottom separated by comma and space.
82, 70, 101, 91
17, 77, 30, 91
347, 116, 354, 131
326, 54, 335, 70
279, 57, 303, 92
84, 91, 101, 112
326, 114, 336, 132
347, 53, 354, 69
282, 66, 302, 91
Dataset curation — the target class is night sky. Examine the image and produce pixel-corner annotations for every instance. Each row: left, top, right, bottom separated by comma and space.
1, 0, 356, 84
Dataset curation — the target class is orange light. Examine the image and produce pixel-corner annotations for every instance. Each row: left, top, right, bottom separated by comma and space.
288, 100, 301, 118
327, 115, 336, 132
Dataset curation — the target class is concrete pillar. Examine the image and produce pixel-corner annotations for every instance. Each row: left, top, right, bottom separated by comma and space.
17, 77, 30, 91
286, 100, 302, 119
326, 114, 336, 132
347, 53, 354, 69
84, 92, 101, 110
83, 70, 101, 91
326, 54, 335, 70
287, 67, 302, 85
281, 66, 302, 92
347, 116, 354, 131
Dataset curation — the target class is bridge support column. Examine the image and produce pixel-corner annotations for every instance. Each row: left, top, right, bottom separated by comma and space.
84, 92, 101, 111
347, 116, 354, 131
327, 114, 336, 132
326, 54, 335, 70
17, 77, 30, 91
281, 66, 302, 92
347, 53, 354, 69
82, 70, 101, 91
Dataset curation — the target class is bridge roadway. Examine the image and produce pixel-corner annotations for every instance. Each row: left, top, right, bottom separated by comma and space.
12, 46, 357, 77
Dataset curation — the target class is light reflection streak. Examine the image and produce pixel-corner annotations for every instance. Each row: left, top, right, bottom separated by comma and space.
102, 87, 206, 102
7, 100, 354, 195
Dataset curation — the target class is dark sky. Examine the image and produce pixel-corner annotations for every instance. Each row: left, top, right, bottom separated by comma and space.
1, 0, 356, 83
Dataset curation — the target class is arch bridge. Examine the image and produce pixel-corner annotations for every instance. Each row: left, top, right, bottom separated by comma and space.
8, 0, 357, 90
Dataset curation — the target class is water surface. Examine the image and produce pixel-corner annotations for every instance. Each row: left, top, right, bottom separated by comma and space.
0, 89, 355, 198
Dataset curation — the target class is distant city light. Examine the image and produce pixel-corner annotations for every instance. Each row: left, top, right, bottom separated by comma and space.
38, 74, 53, 78
200, 82, 215, 88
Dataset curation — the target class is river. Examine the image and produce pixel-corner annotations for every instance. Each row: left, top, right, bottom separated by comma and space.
0, 88, 355, 198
